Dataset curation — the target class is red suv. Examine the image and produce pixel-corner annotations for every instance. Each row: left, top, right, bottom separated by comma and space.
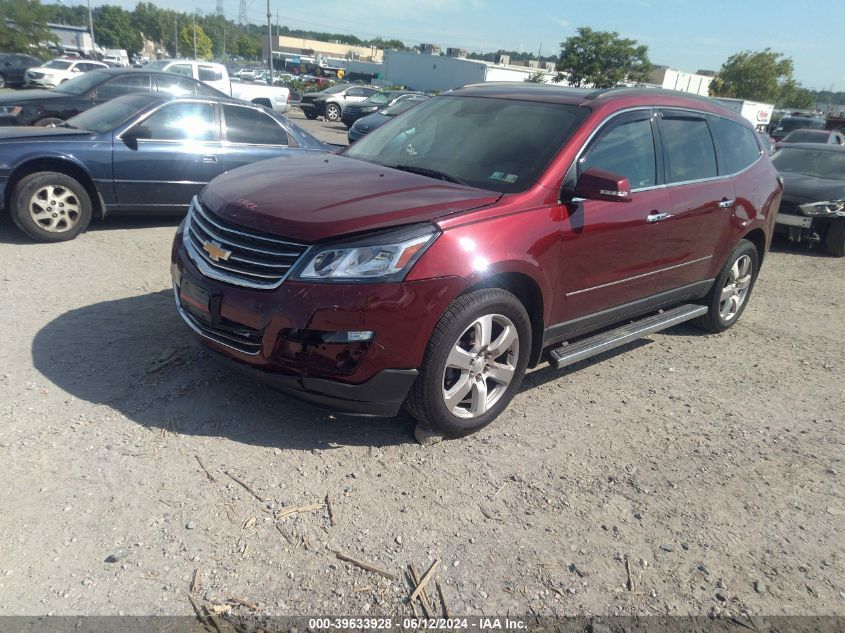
171, 84, 782, 437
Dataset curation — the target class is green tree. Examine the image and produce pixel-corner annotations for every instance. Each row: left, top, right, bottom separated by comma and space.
524, 70, 547, 83
0, 0, 57, 55
179, 23, 212, 60
554, 27, 651, 88
95, 5, 143, 52
710, 49, 793, 102
778, 78, 815, 109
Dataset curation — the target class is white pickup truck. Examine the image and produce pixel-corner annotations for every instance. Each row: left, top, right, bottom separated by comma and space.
146, 59, 290, 113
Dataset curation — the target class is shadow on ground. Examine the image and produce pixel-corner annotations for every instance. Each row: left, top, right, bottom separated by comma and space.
0, 214, 182, 244
32, 290, 415, 450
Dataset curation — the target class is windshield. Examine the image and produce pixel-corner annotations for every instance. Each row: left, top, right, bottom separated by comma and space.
362, 92, 394, 106
783, 130, 827, 143
776, 118, 820, 133
54, 70, 109, 95
321, 84, 350, 95
44, 60, 72, 70
65, 94, 159, 133
344, 95, 588, 193
772, 148, 845, 180
145, 60, 169, 70
382, 97, 428, 116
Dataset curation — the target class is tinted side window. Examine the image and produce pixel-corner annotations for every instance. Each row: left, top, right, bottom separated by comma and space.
659, 114, 718, 183
346, 87, 364, 97
579, 116, 657, 189
96, 75, 152, 99
198, 65, 222, 81
223, 105, 288, 145
169, 64, 193, 78
154, 76, 199, 96
363, 88, 380, 97
136, 102, 216, 141
710, 117, 761, 174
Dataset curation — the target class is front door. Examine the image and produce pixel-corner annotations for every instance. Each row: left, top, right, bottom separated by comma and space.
219, 103, 296, 171
554, 109, 675, 324
112, 100, 223, 212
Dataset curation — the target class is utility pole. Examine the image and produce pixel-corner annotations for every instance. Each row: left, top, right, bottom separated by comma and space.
87, 0, 95, 56
266, 0, 273, 81
275, 8, 278, 37
222, 28, 226, 60
193, 13, 197, 60
174, 15, 178, 58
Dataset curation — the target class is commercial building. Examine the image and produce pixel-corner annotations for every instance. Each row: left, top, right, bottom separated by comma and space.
263, 35, 383, 63
47, 23, 96, 57
646, 66, 713, 96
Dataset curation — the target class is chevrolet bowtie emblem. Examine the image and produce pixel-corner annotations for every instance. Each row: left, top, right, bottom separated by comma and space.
203, 241, 232, 262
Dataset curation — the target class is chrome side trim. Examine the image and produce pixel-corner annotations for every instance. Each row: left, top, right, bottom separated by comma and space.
566, 256, 712, 297
172, 286, 261, 356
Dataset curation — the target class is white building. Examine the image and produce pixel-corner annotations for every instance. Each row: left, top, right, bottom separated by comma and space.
382, 51, 555, 93
647, 66, 713, 97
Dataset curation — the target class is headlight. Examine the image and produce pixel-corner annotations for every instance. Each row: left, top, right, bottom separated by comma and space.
0, 106, 22, 116
799, 200, 845, 216
292, 224, 439, 283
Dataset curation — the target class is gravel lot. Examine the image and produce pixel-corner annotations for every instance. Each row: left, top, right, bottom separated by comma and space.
0, 112, 843, 619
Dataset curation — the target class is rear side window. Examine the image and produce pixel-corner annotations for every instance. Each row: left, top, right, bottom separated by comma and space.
168, 64, 193, 78
659, 113, 718, 183
136, 102, 217, 141
710, 117, 761, 174
198, 65, 222, 82
579, 115, 657, 189
223, 105, 288, 145
96, 74, 152, 100
155, 75, 200, 96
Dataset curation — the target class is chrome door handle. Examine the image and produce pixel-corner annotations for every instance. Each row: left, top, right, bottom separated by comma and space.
718, 198, 736, 209
200, 155, 218, 163
646, 212, 671, 223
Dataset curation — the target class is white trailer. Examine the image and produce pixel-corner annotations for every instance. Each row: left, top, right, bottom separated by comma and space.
714, 98, 775, 131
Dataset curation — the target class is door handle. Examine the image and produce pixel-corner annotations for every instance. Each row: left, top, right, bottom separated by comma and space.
718, 198, 736, 209
199, 155, 218, 163
646, 212, 671, 223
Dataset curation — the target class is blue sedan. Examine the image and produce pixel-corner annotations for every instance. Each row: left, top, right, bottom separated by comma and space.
0, 93, 329, 241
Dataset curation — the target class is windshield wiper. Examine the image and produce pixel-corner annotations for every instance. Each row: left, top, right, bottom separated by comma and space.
391, 164, 464, 185
57, 122, 77, 129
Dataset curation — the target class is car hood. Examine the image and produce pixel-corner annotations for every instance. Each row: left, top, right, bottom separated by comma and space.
0, 89, 66, 104
780, 171, 845, 203
0, 127, 96, 142
354, 113, 390, 131
200, 154, 502, 242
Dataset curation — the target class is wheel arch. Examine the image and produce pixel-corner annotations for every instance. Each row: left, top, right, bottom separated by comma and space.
741, 227, 767, 266
461, 271, 546, 368
5, 157, 105, 219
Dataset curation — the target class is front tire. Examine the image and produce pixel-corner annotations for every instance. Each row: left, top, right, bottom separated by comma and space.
324, 103, 341, 122
11, 171, 93, 242
694, 239, 759, 333
405, 289, 531, 438
303, 110, 318, 120
824, 219, 845, 257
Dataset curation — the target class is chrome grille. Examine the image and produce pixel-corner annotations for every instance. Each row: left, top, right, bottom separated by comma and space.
174, 287, 262, 355
184, 198, 309, 289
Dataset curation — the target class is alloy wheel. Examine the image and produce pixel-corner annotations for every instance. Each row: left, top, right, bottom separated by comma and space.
29, 184, 81, 233
718, 254, 753, 321
441, 314, 520, 418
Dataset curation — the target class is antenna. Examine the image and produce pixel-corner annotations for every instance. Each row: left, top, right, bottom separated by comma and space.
238, 0, 248, 25
216, 0, 225, 17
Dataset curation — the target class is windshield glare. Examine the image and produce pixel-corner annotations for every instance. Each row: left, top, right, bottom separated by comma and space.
772, 148, 845, 180
784, 130, 826, 143
54, 70, 108, 95
65, 94, 158, 133
343, 95, 588, 193
363, 92, 393, 106
383, 98, 427, 116
321, 84, 350, 94
44, 60, 72, 70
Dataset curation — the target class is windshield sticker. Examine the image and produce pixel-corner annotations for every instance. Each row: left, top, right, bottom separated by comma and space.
489, 171, 505, 180
503, 174, 518, 183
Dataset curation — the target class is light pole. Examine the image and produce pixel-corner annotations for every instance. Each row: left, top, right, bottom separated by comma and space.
267, 0, 273, 82
87, 0, 95, 56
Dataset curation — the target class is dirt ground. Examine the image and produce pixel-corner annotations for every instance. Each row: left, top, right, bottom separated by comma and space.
0, 134, 843, 619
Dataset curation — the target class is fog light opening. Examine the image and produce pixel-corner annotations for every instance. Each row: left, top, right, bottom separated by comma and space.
321, 330, 375, 343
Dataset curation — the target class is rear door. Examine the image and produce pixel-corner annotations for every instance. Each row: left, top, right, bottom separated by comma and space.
555, 109, 675, 321
657, 109, 734, 288
219, 103, 296, 171
112, 100, 224, 211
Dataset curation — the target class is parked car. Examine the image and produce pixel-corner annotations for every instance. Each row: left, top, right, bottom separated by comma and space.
771, 144, 845, 256
148, 59, 290, 113
170, 85, 781, 437
102, 49, 130, 68
757, 130, 775, 155
0, 93, 328, 242
770, 116, 825, 142
24, 58, 109, 88
298, 84, 381, 121
0, 53, 43, 89
776, 128, 844, 147
341, 91, 426, 128
0, 68, 226, 127
348, 94, 430, 142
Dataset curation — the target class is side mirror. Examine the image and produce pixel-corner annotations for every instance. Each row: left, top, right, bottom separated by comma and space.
572, 167, 632, 203
71, 67, 81, 73
123, 125, 151, 141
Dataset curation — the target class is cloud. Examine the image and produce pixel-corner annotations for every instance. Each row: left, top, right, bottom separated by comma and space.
550, 17, 571, 28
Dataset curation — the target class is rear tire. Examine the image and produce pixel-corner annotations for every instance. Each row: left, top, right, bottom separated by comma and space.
824, 219, 845, 257
324, 103, 341, 122
405, 289, 531, 438
303, 111, 317, 120
11, 171, 93, 242
694, 239, 759, 333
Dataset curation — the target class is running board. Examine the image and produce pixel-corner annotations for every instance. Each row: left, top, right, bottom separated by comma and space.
548, 303, 708, 369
